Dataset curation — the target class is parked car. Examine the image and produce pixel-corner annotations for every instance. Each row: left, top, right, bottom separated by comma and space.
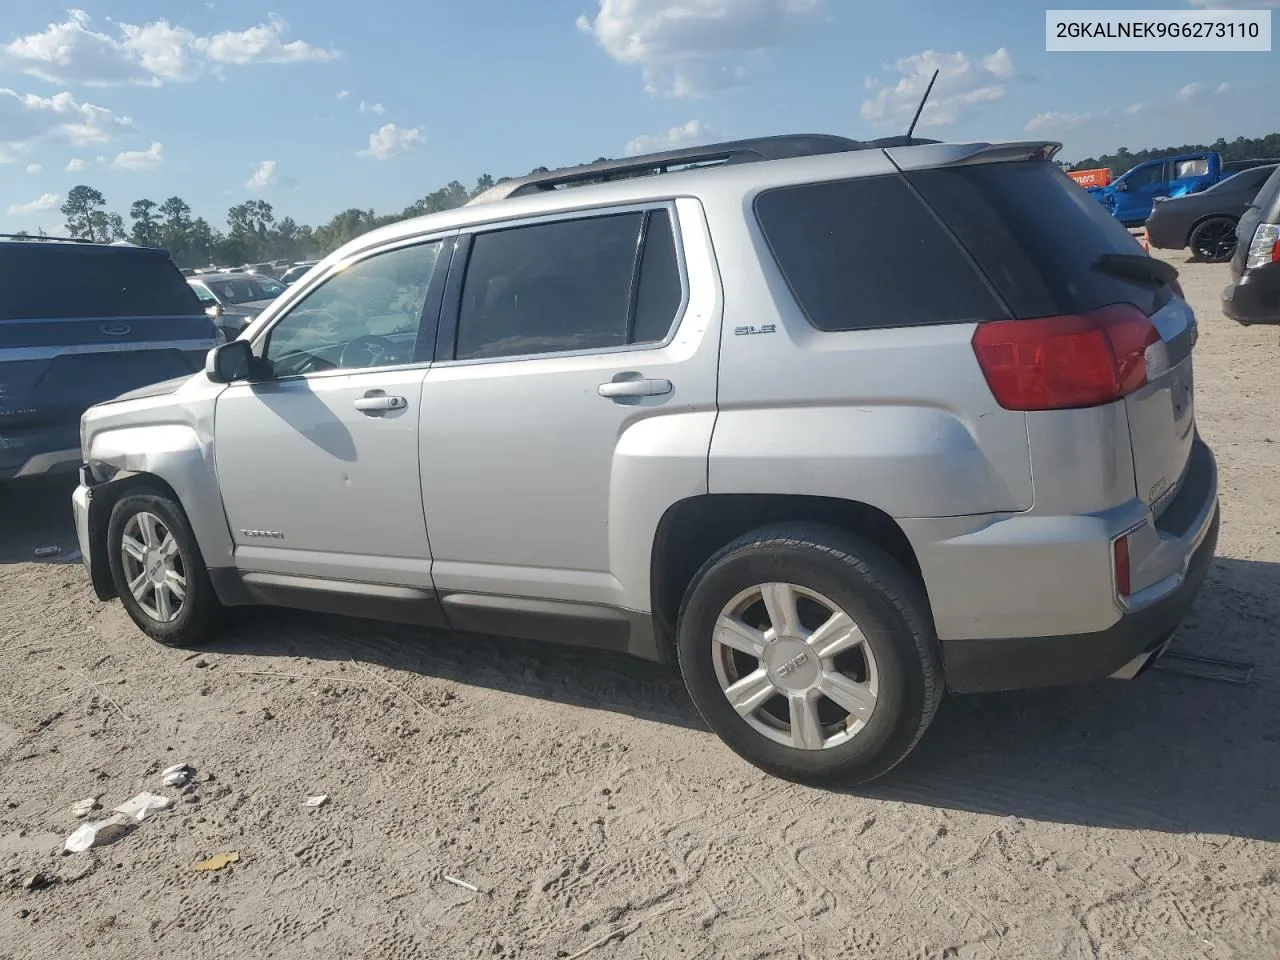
0, 236, 218, 481
187, 272, 287, 340
1088, 151, 1279, 226
72, 134, 1217, 784
1222, 164, 1280, 325
279, 261, 320, 285
1146, 164, 1278, 262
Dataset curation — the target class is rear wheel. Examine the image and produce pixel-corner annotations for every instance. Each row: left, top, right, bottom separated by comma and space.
107, 491, 221, 647
1189, 216, 1237, 263
676, 523, 942, 785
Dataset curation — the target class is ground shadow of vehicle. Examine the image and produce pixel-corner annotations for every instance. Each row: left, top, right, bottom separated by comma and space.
211, 556, 1280, 842
5, 478, 1277, 840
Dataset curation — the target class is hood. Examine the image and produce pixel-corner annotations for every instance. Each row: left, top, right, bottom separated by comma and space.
105, 374, 194, 404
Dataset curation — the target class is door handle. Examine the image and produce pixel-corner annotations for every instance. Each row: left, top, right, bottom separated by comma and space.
598, 377, 672, 399
353, 394, 407, 413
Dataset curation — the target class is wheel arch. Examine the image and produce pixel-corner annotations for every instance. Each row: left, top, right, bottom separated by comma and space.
649, 493, 926, 658
85, 472, 186, 601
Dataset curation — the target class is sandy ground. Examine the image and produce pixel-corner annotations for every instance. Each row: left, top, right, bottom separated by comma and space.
1, 251, 1278, 960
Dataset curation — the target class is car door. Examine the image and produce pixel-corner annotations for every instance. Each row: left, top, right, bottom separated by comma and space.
418, 200, 720, 646
212, 234, 453, 622
1116, 160, 1169, 224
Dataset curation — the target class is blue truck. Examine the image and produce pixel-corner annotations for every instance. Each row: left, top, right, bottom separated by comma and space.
1088, 151, 1280, 227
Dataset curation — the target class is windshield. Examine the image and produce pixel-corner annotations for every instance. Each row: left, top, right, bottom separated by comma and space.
203, 276, 286, 304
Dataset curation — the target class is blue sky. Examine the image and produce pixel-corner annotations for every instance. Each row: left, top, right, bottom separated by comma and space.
2, 0, 1276, 235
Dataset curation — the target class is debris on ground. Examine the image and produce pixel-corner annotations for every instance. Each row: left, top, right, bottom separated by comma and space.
301, 794, 328, 809
113, 792, 173, 822
64, 814, 135, 853
1002, 815, 1026, 834
22, 873, 54, 892
163, 768, 193, 788
192, 852, 240, 872
443, 875, 480, 893
69, 796, 100, 819
33, 546, 61, 558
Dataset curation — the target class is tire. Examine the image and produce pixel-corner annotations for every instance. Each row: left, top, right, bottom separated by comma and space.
107, 490, 222, 647
676, 523, 942, 785
1188, 216, 1237, 263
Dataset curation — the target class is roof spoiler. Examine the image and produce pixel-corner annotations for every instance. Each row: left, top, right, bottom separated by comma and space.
884, 141, 1062, 171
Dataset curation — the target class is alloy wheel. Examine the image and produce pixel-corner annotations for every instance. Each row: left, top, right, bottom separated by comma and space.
119, 511, 187, 623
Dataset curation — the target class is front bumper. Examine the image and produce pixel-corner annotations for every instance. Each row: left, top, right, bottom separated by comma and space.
1221, 263, 1280, 325
941, 504, 1218, 693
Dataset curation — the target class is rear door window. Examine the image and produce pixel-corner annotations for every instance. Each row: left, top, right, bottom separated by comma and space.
454, 207, 684, 360
908, 161, 1166, 318
0, 247, 201, 321
754, 175, 1007, 332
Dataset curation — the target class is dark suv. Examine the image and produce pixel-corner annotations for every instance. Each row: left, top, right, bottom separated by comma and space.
0, 238, 219, 481
1222, 165, 1280, 325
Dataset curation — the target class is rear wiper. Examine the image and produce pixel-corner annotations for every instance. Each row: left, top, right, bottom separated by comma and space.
1095, 252, 1179, 286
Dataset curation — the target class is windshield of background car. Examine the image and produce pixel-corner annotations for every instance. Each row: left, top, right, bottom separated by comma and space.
204, 276, 286, 304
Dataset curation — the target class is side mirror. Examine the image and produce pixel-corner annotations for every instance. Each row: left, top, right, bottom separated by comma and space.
205, 339, 254, 384
205, 304, 223, 320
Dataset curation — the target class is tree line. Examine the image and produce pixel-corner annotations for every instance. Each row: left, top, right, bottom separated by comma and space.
49, 173, 522, 268
1067, 133, 1280, 175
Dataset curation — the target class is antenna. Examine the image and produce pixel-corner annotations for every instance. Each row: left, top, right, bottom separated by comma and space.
905, 69, 940, 141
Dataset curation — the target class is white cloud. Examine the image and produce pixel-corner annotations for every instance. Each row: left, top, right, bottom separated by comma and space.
336, 89, 349, 99
626, 119, 711, 155
0, 10, 336, 87
1175, 82, 1206, 102
25, 162, 42, 174
1025, 111, 1094, 134
1124, 102, 1147, 115
8, 192, 60, 215
110, 141, 163, 171
359, 100, 386, 115
0, 87, 134, 158
861, 47, 1015, 129
246, 159, 281, 189
577, 0, 825, 97
358, 123, 423, 160
1215, 81, 1232, 94
66, 157, 85, 171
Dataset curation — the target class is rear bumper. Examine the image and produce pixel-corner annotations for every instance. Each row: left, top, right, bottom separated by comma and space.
1221, 264, 1280, 324
941, 504, 1218, 693
0, 420, 81, 481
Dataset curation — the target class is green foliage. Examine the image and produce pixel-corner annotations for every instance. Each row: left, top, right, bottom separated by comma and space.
1068, 133, 1280, 175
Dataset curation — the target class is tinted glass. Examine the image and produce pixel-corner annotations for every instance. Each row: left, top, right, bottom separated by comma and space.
1208, 166, 1276, 193
189, 282, 216, 305
0, 247, 202, 321
754, 176, 1006, 332
631, 209, 683, 344
205, 276, 286, 304
1124, 162, 1168, 188
909, 161, 1167, 318
264, 241, 441, 375
456, 213, 643, 360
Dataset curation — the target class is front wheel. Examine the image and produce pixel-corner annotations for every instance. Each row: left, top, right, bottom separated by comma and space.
1189, 216, 1237, 263
676, 523, 942, 785
107, 491, 221, 647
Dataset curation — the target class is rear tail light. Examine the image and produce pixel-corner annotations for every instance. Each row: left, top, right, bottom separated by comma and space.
1113, 534, 1132, 598
1246, 222, 1280, 269
971, 304, 1160, 411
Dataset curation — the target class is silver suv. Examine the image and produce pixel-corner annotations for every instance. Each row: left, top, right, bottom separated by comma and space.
71, 135, 1219, 784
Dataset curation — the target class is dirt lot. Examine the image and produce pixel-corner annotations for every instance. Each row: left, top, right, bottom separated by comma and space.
1, 252, 1278, 960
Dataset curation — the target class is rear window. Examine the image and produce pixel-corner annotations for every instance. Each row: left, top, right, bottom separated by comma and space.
754, 176, 1007, 332
1249, 165, 1280, 219
0, 246, 202, 321
907, 161, 1166, 318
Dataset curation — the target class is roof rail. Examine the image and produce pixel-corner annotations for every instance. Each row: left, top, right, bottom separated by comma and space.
0, 233, 96, 244
467, 134, 941, 205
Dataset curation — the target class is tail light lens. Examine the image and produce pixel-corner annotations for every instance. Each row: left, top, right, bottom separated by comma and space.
972, 305, 1160, 411
1246, 222, 1280, 269
1113, 534, 1132, 598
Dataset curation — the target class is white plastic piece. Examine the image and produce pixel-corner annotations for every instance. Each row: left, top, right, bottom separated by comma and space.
113, 792, 173, 822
